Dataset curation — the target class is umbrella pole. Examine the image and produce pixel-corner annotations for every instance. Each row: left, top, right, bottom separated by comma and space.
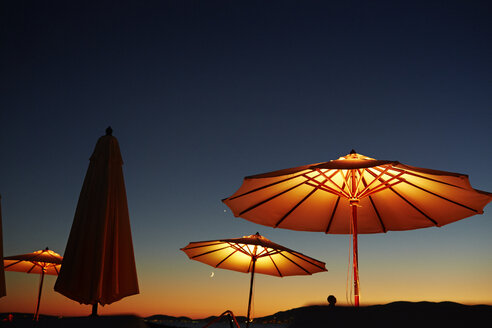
352, 202, 360, 307
92, 303, 98, 316
246, 258, 256, 328
34, 270, 45, 321
350, 168, 360, 307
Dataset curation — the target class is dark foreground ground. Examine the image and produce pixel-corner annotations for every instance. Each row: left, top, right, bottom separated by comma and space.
2, 301, 492, 328
285, 301, 492, 327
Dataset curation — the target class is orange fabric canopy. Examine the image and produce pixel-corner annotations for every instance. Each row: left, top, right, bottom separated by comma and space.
55, 128, 139, 306
4, 248, 63, 320
4, 248, 62, 275
223, 151, 492, 234
181, 232, 327, 277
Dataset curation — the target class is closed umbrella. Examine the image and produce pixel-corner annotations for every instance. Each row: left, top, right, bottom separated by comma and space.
4, 248, 62, 320
54, 127, 139, 315
181, 232, 327, 327
223, 150, 492, 306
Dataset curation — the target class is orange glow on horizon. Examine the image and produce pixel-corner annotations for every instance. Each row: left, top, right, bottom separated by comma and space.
2, 258, 492, 319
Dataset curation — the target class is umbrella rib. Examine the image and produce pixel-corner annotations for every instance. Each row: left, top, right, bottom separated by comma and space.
357, 166, 391, 197
4, 259, 23, 269
267, 253, 283, 277
365, 169, 439, 226
383, 166, 470, 190
182, 241, 225, 250
371, 167, 481, 213
405, 181, 481, 212
368, 195, 386, 231
362, 179, 404, 198
189, 245, 233, 259
215, 249, 239, 268
256, 247, 280, 258
324, 196, 340, 234
359, 168, 405, 198
230, 243, 255, 257
274, 185, 320, 228
238, 180, 308, 216
286, 251, 327, 271
361, 176, 387, 232
26, 263, 38, 273
316, 169, 351, 198
354, 169, 364, 197
224, 171, 318, 201
277, 253, 311, 275
338, 170, 351, 197
256, 247, 267, 257
390, 188, 439, 226
305, 182, 347, 197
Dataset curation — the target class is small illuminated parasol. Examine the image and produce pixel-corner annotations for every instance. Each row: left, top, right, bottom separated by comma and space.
181, 232, 327, 327
4, 247, 63, 320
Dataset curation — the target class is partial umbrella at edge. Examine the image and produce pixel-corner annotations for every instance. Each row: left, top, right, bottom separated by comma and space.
54, 127, 139, 310
0, 195, 5, 298
4, 248, 63, 320
222, 150, 492, 306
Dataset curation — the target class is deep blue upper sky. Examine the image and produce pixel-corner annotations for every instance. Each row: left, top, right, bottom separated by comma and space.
1, 0, 491, 313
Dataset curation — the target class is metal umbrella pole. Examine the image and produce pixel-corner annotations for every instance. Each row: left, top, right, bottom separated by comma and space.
246, 257, 256, 328
34, 269, 45, 321
351, 200, 360, 307
350, 169, 360, 307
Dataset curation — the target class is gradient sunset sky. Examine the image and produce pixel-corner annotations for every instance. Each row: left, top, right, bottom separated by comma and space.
1, 0, 491, 319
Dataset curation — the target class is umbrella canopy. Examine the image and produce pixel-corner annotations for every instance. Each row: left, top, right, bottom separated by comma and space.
181, 232, 327, 327
4, 248, 62, 320
54, 127, 139, 314
223, 150, 492, 306
0, 195, 6, 298
4, 248, 62, 275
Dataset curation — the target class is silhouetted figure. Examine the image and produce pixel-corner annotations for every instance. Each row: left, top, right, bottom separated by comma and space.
327, 295, 337, 307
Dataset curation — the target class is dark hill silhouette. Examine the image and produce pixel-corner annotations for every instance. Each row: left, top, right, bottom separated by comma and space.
3, 302, 492, 327
144, 302, 492, 327
145, 313, 247, 327
147, 314, 192, 322
286, 301, 492, 328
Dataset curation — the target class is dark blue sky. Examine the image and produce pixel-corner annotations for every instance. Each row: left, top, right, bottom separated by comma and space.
1, 0, 491, 315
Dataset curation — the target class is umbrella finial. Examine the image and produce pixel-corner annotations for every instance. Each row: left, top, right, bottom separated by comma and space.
106, 126, 113, 136
350, 149, 357, 154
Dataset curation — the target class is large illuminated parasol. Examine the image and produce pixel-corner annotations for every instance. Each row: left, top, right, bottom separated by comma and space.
181, 232, 327, 327
223, 150, 492, 306
54, 127, 139, 315
4, 247, 62, 320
